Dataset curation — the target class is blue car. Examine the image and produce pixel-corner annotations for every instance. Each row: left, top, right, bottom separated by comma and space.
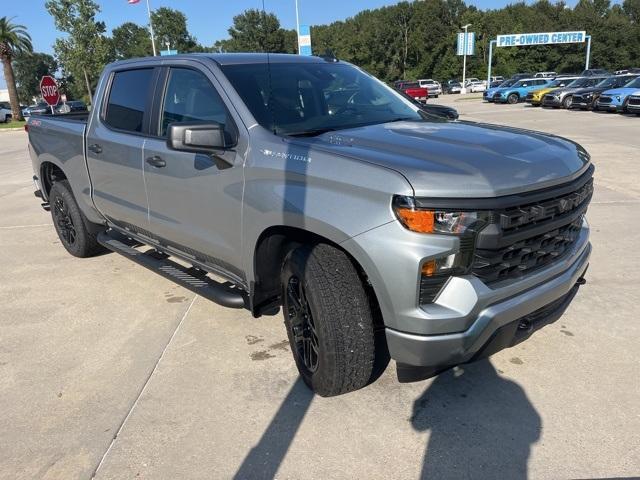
491, 78, 552, 104
594, 76, 640, 112
483, 78, 517, 102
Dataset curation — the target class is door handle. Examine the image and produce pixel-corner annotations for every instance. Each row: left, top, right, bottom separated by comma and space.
88, 143, 102, 154
146, 156, 166, 168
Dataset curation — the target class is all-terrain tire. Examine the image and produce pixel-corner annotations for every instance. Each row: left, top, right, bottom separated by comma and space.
49, 180, 105, 258
281, 243, 376, 397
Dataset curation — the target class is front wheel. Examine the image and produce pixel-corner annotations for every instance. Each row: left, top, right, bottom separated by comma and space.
507, 93, 519, 104
562, 95, 573, 109
281, 244, 376, 397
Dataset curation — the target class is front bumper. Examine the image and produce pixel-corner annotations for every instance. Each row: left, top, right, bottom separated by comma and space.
541, 96, 562, 107
594, 97, 623, 112
385, 224, 590, 369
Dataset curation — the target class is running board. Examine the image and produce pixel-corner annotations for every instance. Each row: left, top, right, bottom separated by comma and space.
97, 231, 247, 309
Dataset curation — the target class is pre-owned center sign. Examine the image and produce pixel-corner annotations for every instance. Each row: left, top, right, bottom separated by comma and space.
497, 31, 586, 47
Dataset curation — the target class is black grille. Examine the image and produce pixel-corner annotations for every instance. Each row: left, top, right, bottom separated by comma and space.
628, 96, 640, 107
471, 176, 593, 285
525, 93, 534, 101
598, 95, 612, 105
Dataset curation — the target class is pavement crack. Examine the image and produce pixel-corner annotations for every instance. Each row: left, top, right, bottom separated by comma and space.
89, 295, 197, 479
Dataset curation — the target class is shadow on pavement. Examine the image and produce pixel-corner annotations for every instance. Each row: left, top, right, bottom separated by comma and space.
412, 360, 541, 480
233, 377, 314, 480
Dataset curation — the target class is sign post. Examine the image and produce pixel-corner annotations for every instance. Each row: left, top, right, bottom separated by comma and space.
457, 26, 474, 94
40, 75, 60, 114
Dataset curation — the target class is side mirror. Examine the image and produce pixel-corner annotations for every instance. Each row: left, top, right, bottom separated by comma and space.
167, 122, 228, 154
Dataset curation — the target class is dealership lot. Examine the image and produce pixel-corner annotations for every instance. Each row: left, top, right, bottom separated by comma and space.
1, 100, 639, 479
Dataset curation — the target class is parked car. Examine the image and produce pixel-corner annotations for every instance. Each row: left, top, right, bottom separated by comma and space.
526, 77, 580, 106
395, 88, 458, 120
22, 102, 53, 117
580, 68, 611, 77
626, 92, 640, 114
570, 75, 639, 110
468, 81, 486, 93
27, 53, 593, 396
541, 76, 609, 108
594, 76, 640, 112
444, 80, 462, 94
492, 78, 552, 104
511, 73, 534, 81
394, 80, 428, 103
418, 79, 442, 97
0, 105, 12, 123
55, 100, 88, 114
463, 77, 481, 87
483, 78, 518, 102
490, 76, 504, 83
535, 71, 557, 78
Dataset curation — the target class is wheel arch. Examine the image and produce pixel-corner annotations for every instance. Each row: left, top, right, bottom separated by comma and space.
250, 225, 385, 330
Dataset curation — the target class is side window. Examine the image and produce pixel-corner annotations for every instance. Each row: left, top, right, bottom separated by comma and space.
104, 69, 154, 133
160, 68, 231, 138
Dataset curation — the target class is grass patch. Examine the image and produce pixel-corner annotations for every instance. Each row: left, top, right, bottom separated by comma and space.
0, 119, 26, 129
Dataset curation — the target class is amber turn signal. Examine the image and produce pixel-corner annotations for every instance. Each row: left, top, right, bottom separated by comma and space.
394, 207, 435, 233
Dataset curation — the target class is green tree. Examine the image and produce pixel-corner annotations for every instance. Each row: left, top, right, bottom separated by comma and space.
151, 7, 197, 53
45, 0, 113, 105
214, 9, 294, 53
13, 52, 57, 104
0, 17, 33, 121
112, 22, 152, 59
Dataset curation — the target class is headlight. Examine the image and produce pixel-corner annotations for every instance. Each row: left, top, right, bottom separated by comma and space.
392, 196, 489, 235
615, 95, 621, 101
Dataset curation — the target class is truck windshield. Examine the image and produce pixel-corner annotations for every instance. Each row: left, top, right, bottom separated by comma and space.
220, 62, 422, 136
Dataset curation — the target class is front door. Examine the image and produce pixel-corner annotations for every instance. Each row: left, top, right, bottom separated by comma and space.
142, 66, 245, 282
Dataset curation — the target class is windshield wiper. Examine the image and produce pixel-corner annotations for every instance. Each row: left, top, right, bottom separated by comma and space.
286, 127, 338, 137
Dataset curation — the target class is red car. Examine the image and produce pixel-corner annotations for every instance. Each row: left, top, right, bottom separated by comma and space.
393, 80, 428, 104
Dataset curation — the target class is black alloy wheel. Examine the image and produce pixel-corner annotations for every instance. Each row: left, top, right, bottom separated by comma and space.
53, 195, 77, 247
286, 275, 319, 374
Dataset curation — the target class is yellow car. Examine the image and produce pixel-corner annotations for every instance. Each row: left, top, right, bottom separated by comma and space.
525, 77, 579, 106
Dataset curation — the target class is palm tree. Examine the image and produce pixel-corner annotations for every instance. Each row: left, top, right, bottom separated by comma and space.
0, 17, 33, 121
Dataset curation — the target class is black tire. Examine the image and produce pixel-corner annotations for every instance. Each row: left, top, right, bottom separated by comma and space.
507, 93, 519, 104
49, 180, 105, 258
562, 95, 572, 109
281, 243, 375, 397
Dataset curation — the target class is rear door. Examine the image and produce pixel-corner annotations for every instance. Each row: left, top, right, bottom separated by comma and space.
141, 63, 246, 283
86, 67, 159, 231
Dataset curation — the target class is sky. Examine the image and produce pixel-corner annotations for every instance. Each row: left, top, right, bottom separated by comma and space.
0, 0, 600, 89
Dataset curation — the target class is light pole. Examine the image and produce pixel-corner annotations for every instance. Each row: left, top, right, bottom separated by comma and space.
295, 0, 301, 54
146, 0, 157, 56
461, 23, 471, 94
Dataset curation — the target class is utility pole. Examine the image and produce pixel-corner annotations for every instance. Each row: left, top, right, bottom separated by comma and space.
146, 0, 157, 56
461, 23, 471, 94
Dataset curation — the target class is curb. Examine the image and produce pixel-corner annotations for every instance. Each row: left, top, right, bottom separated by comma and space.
0, 128, 25, 132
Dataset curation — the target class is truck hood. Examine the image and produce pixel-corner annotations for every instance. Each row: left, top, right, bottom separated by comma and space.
311, 120, 590, 198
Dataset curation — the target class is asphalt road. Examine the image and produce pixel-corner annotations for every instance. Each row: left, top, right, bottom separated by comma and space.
1, 100, 639, 480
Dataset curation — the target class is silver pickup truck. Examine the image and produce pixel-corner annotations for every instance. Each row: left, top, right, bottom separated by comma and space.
27, 54, 593, 396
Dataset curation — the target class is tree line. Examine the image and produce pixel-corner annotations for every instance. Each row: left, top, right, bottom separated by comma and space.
3, 0, 640, 114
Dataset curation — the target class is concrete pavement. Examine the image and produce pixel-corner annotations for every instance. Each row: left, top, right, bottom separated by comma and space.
1, 100, 639, 479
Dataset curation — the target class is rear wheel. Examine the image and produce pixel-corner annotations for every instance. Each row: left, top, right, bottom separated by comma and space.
281, 243, 376, 397
49, 180, 105, 258
507, 93, 519, 104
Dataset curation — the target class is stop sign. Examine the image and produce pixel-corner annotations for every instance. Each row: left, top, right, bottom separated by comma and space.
40, 76, 60, 106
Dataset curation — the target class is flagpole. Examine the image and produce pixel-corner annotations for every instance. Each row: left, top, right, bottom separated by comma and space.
146, 0, 157, 56
295, 0, 300, 54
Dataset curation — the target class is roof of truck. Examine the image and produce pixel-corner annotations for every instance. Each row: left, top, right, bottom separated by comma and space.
109, 53, 332, 69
